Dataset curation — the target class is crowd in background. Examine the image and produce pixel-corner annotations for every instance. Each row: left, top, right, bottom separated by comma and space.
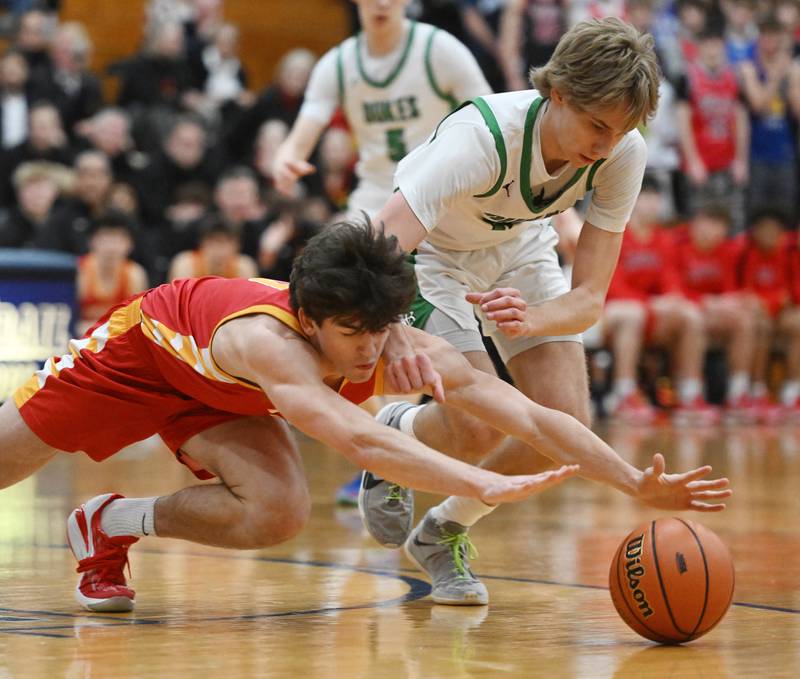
2, 0, 800, 421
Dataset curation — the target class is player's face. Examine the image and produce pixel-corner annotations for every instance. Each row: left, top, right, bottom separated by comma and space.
314, 318, 390, 383
550, 92, 632, 167
352, 0, 409, 33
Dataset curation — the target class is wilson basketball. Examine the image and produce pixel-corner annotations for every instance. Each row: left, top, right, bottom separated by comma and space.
609, 518, 735, 644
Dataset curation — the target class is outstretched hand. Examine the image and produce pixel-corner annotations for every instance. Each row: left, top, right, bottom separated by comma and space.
636, 453, 732, 512
479, 465, 580, 505
466, 288, 530, 339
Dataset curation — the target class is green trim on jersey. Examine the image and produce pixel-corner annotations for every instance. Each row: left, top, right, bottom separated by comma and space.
424, 28, 458, 109
405, 251, 436, 330
471, 97, 508, 198
586, 157, 606, 191
336, 45, 345, 103
356, 22, 417, 88
519, 97, 605, 214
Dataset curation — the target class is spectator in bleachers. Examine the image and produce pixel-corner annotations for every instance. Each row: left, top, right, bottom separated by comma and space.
459, 0, 505, 92
141, 115, 222, 224
186, 22, 251, 125
775, 0, 800, 55
779, 230, 800, 412
740, 15, 797, 222
162, 180, 212, 255
653, 0, 713, 84
13, 9, 53, 81
76, 211, 148, 335
29, 22, 102, 138
211, 165, 271, 261
115, 20, 194, 148
739, 209, 793, 421
0, 160, 71, 248
568, 0, 627, 26
36, 149, 113, 254
0, 50, 32, 151
1, 101, 72, 206
167, 214, 257, 281
603, 177, 708, 424
631, 1, 682, 217
315, 127, 356, 217
723, 0, 758, 65
676, 24, 749, 232
499, 0, 568, 92
223, 48, 315, 159
77, 107, 148, 196
672, 205, 757, 419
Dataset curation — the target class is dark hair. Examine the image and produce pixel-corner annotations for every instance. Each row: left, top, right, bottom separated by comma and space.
749, 208, 790, 230
289, 218, 416, 332
198, 214, 239, 242
694, 204, 732, 225
89, 209, 135, 236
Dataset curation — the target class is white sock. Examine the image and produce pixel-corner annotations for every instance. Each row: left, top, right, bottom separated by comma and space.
399, 404, 423, 438
780, 380, 800, 406
430, 496, 496, 528
100, 497, 158, 538
677, 378, 701, 405
751, 382, 768, 399
727, 372, 750, 403
613, 377, 636, 398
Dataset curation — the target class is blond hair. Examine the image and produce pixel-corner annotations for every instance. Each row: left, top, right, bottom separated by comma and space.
531, 17, 661, 129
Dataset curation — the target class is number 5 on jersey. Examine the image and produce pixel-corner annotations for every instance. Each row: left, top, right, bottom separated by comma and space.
386, 128, 408, 162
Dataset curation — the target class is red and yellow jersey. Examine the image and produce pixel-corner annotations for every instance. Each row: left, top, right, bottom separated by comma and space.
138, 276, 385, 415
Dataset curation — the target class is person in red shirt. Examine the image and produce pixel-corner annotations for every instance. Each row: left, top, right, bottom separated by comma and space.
673, 205, 758, 420
603, 177, 707, 423
0, 221, 729, 613
776, 220, 800, 413
76, 211, 148, 336
676, 25, 749, 232
739, 210, 793, 421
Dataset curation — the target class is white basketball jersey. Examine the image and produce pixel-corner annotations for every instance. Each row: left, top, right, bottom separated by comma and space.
396, 89, 646, 251
336, 22, 460, 204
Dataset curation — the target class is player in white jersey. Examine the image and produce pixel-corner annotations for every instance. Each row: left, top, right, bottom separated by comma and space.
359, 18, 663, 605
273, 0, 491, 504
272, 0, 491, 216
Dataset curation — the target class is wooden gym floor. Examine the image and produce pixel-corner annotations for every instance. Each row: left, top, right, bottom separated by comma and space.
0, 422, 797, 677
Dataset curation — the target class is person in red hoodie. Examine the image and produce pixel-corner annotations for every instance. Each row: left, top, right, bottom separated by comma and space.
603, 177, 707, 423
673, 205, 757, 421
739, 210, 793, 422
770, 215, 800, 415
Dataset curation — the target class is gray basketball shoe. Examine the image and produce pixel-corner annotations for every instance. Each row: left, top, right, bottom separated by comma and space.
404, 510, 489, 606
357, 401, 416, 548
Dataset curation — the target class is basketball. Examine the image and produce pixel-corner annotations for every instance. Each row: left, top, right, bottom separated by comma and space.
609, 518, 735, 644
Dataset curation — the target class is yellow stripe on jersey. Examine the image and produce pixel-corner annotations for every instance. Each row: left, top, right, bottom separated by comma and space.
13, 297, 144, 409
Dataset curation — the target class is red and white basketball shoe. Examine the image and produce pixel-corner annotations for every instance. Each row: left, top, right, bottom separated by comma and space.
67, 493, 139, 612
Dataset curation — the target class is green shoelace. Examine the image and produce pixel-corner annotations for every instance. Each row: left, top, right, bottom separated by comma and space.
437, 532, 479, 579
383, 484, 406, 502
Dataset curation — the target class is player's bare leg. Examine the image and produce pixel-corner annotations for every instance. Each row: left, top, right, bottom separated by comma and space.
155, 416, 311, 549
0, 400, 58, 490
68, 415, 310, 612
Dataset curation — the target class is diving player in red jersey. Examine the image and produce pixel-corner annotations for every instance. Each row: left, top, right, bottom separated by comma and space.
0, 222, 730, 613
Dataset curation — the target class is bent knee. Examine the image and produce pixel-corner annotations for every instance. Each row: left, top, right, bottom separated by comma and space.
241, 489, 311, 548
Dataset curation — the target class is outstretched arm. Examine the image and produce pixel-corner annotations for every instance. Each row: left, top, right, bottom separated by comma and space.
412, 330, 731, 512
212, 316, 578, 504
